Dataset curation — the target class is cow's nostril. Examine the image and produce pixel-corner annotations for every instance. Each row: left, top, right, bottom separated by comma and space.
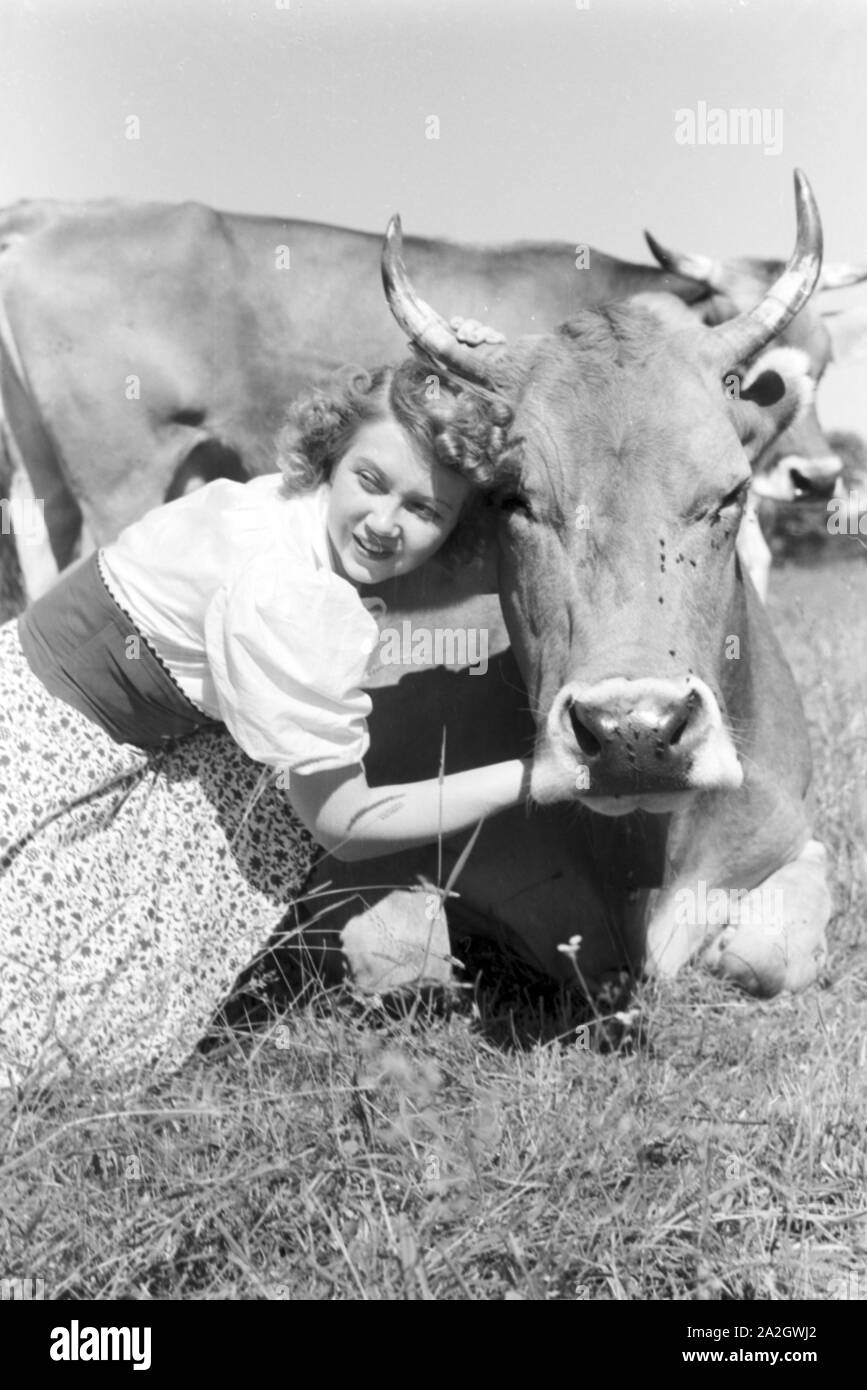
790, 469, 837, 502
569, 703, 601, 758
668, 715, 690, 748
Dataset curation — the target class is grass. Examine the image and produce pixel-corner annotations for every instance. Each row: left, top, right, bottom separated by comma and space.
1, 546, 866, 1301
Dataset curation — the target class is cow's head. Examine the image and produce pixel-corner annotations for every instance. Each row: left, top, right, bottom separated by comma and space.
381, 172, 822, 816
644, 230, 867, 502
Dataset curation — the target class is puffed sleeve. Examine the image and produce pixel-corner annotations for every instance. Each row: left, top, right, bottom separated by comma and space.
203, 553, 379, 775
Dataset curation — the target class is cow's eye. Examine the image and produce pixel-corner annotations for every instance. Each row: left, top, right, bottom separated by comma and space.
719, 481, 750, 510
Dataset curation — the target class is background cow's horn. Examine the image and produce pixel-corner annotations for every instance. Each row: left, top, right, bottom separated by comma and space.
643, 231, 725, 292
817, 261, 867, 291
712, 169, 823, 366
381, 214, 502, 385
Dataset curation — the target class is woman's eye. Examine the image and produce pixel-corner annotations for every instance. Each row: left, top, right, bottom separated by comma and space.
358, 471, 380, 491
414, 506, 440, 523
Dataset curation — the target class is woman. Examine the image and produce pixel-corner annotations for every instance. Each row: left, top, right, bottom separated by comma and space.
0, 346, 529, 1089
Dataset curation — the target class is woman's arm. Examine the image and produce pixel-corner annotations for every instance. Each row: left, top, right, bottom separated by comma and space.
286, 759, 532, 862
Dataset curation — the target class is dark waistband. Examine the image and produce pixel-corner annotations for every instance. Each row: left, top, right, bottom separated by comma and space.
17, 551, 218, 749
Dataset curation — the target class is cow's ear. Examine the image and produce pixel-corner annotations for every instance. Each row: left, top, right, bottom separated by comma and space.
824, 305, 867, 364
730, 346, 813, 460
738, 369, 787, 407
739, 345, 812, 421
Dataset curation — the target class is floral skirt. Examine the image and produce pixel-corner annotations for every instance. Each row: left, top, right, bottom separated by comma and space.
0, 620, 317, 1090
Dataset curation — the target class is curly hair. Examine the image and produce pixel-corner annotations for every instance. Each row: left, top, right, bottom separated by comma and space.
274, 357, 524, 567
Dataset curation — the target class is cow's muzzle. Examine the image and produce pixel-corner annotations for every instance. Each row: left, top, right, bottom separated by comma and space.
543, 675, 743, 811
754, 452, 842, 502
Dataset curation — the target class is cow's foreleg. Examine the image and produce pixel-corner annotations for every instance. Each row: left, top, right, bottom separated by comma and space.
645, 883, 711, 980
701, 838, 830, 995
646, 838, 830, 995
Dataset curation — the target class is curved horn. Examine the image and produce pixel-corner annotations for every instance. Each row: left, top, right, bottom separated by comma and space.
645, 230, 863, 299
712, 169, 823, 366
381, 215, 501, 385
644, 230, 725, 292
818, 262, 867, 291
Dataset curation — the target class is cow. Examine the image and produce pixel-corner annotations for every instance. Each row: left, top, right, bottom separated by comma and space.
642, 233, 867, 596
757, 428, 867, 564
2, 193, 864, 608
289, 171, 831, 1002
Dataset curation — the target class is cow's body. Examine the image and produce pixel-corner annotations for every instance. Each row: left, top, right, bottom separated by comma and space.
2, 195, 861, 603
296, 525, 825, 997
294, 184, 832, 1000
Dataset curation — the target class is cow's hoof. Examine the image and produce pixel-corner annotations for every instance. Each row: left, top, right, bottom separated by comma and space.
341, 888, 456, 996
703, 925, 787, 996
703, 924, 827, 997
702, 841, 831, 996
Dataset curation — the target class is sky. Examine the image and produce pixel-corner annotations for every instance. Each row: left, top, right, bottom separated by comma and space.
1, 0, 866, 433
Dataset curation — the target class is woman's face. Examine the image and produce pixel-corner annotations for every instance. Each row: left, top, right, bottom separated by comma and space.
326, 415, 471, 584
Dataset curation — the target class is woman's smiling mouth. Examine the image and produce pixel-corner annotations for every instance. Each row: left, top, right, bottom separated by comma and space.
353, 532, 397, 561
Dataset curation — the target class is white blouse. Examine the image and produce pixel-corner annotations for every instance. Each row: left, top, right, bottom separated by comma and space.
99, 476, 378, 775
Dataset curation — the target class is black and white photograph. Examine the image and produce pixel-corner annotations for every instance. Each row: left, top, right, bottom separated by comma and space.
1, 0, 865, 1322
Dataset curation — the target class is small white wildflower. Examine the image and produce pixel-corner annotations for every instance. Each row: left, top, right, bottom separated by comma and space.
556, 933, 583, 958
